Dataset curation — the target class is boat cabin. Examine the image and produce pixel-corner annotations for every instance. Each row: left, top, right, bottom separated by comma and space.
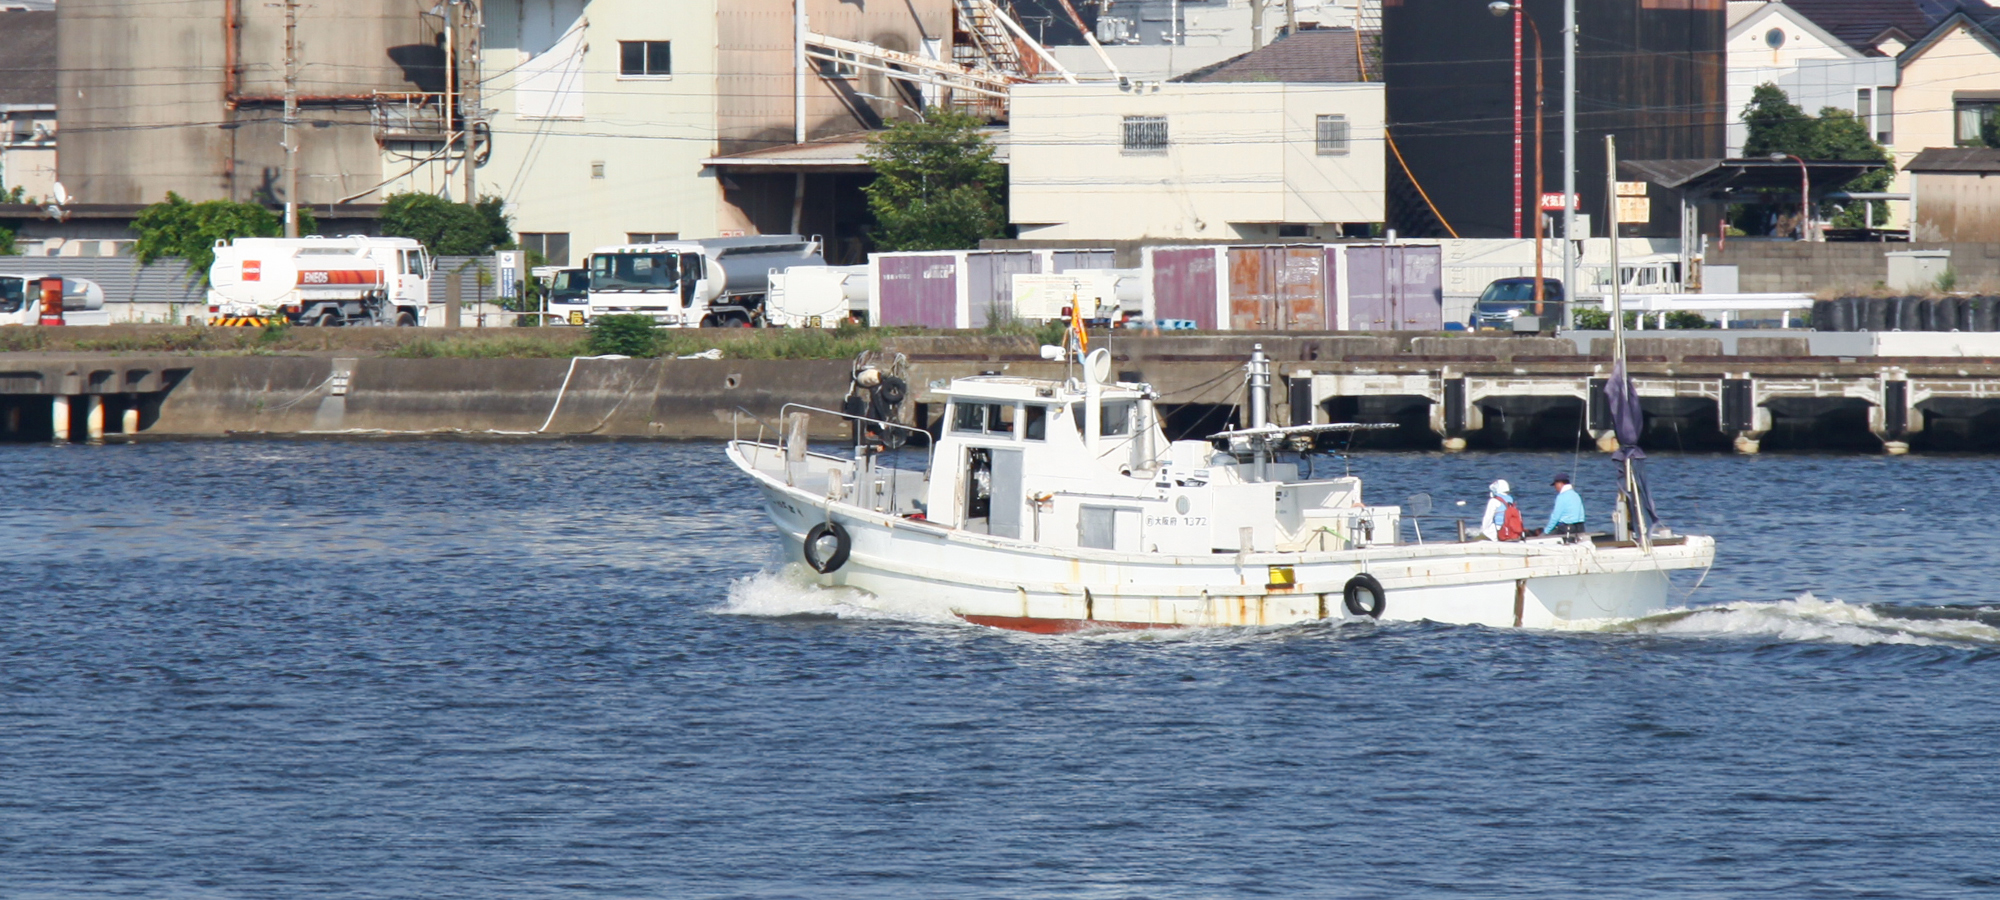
921, 368, 1401, 555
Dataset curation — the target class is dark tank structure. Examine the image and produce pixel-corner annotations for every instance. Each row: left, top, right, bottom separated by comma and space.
1382, 0, 1726, 238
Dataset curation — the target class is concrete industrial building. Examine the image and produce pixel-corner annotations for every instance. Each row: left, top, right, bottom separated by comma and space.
55, 0, 452, 209
0, 7, 57, 204
1008, 28, 1384, 241
480, 0, 954, 265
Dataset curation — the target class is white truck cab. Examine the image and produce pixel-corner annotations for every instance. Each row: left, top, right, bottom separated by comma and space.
585, 235, 825, 327
0, 274, 109, 326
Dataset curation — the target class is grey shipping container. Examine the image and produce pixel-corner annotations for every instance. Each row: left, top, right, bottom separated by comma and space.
1345, 245, 1443, 330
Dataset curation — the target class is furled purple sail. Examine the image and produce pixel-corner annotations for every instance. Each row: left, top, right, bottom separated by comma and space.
1603, 359, 1660, 530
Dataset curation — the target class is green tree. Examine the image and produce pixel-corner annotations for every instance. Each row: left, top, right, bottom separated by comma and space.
131, 192, 316, 277
0, 226, 18, 256
587, 314, 659, 357
1737, 84, 1894, 231
861, 108, 1008, 251
376, 193, 512, 255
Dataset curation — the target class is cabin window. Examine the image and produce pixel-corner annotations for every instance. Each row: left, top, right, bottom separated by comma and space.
1023, 404, 1047, 441
1079, 507, 1116, 549
1069, 401, 1135, 436
1100, 402, 1133, 436
951, 401, 1016, 437
952, 402, 988, 434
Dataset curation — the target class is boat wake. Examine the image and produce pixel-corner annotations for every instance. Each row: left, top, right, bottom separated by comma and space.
719, 572, 2000, 649
715, 567, 970, 626
1609, 593, 2000, 647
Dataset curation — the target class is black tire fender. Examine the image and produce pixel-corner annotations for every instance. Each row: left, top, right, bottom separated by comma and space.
803, 521, 851, 574
1343, 573, 1386, 619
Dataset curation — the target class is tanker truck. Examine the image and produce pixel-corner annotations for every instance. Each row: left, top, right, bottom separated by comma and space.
0, 274, 109, 326
584, 235, 825, 327
207, 235, 432, 326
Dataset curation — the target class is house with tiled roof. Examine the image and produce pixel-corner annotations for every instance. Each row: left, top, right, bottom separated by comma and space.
1726, 1, 2000, 228
1009, 28, 1384, 241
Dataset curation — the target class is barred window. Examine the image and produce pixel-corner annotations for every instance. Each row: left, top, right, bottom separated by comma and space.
1316, 115, 1350, 156
1122, 115, 1168, 153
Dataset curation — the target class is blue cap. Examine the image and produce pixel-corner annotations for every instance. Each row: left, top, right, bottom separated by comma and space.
1551, 473, 1571, 485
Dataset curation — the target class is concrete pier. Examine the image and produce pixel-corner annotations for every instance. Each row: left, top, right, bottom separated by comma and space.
2, 331, 1999, 451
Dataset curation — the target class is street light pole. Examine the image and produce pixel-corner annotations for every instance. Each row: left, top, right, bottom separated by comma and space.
1513, 6, 1523, 239
1561, 0, 1576, 329
1491, 3, 1547, 314
1773, 153, 1810, 241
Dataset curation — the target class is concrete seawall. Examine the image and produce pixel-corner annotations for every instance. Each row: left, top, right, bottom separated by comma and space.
154, 357, 868, 438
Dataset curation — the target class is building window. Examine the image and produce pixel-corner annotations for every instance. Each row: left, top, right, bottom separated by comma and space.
627, 232, 679, 244
520, 233, 571, 267
1856, 88, 1872, 127
1955, 99, 2000, 147
1122, 115, 1167, 154
1316, 114, 1350, 156
817, 49, 858, 79
1278, 224, 1314, 238
591, 161, 605, 179
1877, 87, 1894, 144
619, 40, 671, 77
1764, 28, 1785, 49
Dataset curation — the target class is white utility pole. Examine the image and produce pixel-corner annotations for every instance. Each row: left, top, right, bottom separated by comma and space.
462, 1, 481, 204
441, 0, 456, 201
795, 0, 807, 144
282, 0, 299, 237
1560, 0, 1576, 329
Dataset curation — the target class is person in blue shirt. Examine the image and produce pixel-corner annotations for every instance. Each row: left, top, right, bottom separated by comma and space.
1545, 473, 1586, 536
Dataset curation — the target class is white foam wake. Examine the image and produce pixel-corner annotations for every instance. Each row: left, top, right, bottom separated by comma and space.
715, 566, 970, 626
1614, 593, 2000, 647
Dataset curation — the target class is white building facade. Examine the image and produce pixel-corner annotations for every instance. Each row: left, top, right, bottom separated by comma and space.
1008, 81, 1384, 241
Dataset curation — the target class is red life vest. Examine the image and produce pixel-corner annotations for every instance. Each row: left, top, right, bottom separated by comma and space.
1498, 501, 1525, 541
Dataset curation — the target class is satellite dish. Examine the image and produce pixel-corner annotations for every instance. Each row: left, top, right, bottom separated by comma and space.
1086, 347, 1112, 384
44, 182, 70, 222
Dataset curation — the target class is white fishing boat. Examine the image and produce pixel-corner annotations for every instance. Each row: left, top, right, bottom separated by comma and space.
726, 338, 1715, 633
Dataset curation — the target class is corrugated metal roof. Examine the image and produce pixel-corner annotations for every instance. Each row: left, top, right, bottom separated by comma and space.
1172, 28, 1372, 84
1906, 147, 2000, 172
0, 11, 56, 106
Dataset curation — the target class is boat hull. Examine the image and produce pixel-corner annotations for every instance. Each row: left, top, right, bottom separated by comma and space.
731, 445, 1713, 631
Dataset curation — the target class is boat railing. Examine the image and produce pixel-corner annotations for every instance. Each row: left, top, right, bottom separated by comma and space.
779, 402, 933, 447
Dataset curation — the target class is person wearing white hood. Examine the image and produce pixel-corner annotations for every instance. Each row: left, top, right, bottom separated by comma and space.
1480, 479, 1520, 541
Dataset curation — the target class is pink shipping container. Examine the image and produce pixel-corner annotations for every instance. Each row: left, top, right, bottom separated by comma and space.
870, 249, 1120, 327
1143, 244, 1442, 331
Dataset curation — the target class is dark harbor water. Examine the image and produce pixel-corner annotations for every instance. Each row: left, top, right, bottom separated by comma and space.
3, 442, 1999, 899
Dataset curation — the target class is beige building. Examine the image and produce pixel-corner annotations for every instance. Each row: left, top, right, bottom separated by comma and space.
1009, 30, 1383, 241
474, 0, 953, 265
1886, 13, 2000, 180
0, 8, 57, 203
